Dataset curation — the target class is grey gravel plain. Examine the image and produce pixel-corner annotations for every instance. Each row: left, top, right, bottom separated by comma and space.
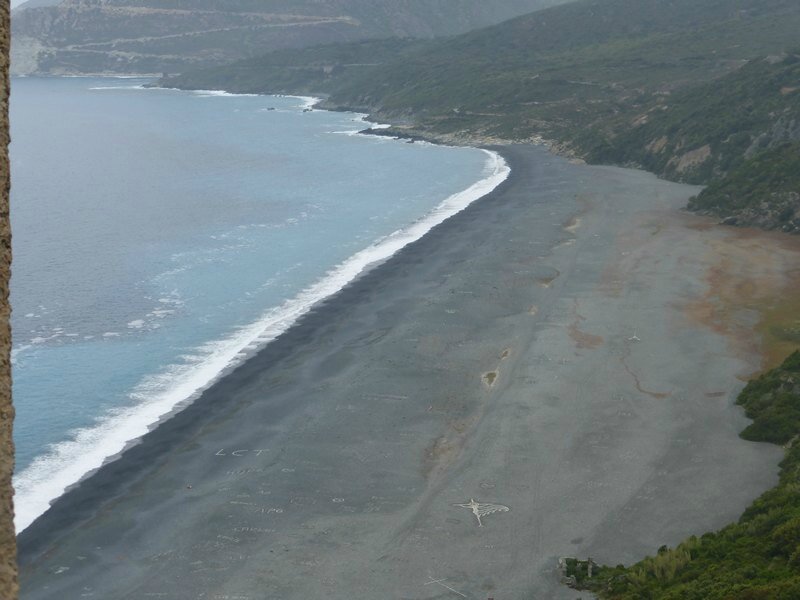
18, 145, 783, 600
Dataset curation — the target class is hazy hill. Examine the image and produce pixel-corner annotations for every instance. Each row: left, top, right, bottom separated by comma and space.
164, 0, 800, 232
12, 0, 62, 11
10, 0, 571, 75
165, 0, 800, 135
305, 0, 800, 135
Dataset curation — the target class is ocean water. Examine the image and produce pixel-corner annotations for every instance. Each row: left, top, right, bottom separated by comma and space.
10, 77, 508, 531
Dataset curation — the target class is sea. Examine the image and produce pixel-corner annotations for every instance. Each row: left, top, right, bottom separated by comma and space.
10, 77, 508, 532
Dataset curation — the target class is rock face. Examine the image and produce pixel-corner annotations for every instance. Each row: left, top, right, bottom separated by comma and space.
669, 144, 711, 175
10, 0, 569, 75
0, 0, 16, 598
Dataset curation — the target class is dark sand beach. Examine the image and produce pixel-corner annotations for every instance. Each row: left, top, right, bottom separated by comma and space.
18, 145, 796, 599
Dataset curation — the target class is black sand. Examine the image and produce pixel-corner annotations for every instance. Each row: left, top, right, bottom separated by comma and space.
18, 145, 782, 599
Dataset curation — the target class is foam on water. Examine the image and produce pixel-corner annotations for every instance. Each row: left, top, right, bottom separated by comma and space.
89, 85, 146, 91
192, 89, 262, 98
13, 144, 509, 532
279, 95, 319, 110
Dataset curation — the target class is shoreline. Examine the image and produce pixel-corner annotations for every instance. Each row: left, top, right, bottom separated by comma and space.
18, 144, 795, 599
152, 81, 553, 151
13, 85, 509, 533
16, 143, 523, 557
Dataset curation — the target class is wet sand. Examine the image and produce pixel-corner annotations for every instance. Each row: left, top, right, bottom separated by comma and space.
18, 145, 792, 599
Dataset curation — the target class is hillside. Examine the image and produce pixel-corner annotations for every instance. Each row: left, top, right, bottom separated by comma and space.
159, 37, 431, 99
10, 0, 570, 75
687, 143, 800, 234
569, 352, 800, 599
575, 51, 800, 232
163, 0, 800, 232
576, 53, 800, 183
164, 0, 800, 143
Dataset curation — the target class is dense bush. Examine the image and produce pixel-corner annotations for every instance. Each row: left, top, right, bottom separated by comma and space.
688, 143, 800, 222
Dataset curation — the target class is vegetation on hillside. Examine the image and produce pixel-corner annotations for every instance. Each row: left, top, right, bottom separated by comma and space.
11, 0, 568, 76
162, 0, 800, 226
165, 0, 800, 132
160, 38, 432, 99
688, 143, 800, 233
577, 54, 800, 184
162, 0, 800, 232
569, 352, 800, 599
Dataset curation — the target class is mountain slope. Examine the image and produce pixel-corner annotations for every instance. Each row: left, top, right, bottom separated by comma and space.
576, 52, 800, 180
688, 143, 800, 233
314, 0, 800, 135
164, 0, 800, 136
12, 0, 62, 11
10, 0, 571, 75
163, 0, 800, 232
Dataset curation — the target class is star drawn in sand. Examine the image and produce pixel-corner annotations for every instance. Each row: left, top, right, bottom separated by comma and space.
454, 499, 509, 527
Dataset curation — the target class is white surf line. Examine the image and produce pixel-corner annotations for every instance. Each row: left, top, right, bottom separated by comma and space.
13, 95, 509, 533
